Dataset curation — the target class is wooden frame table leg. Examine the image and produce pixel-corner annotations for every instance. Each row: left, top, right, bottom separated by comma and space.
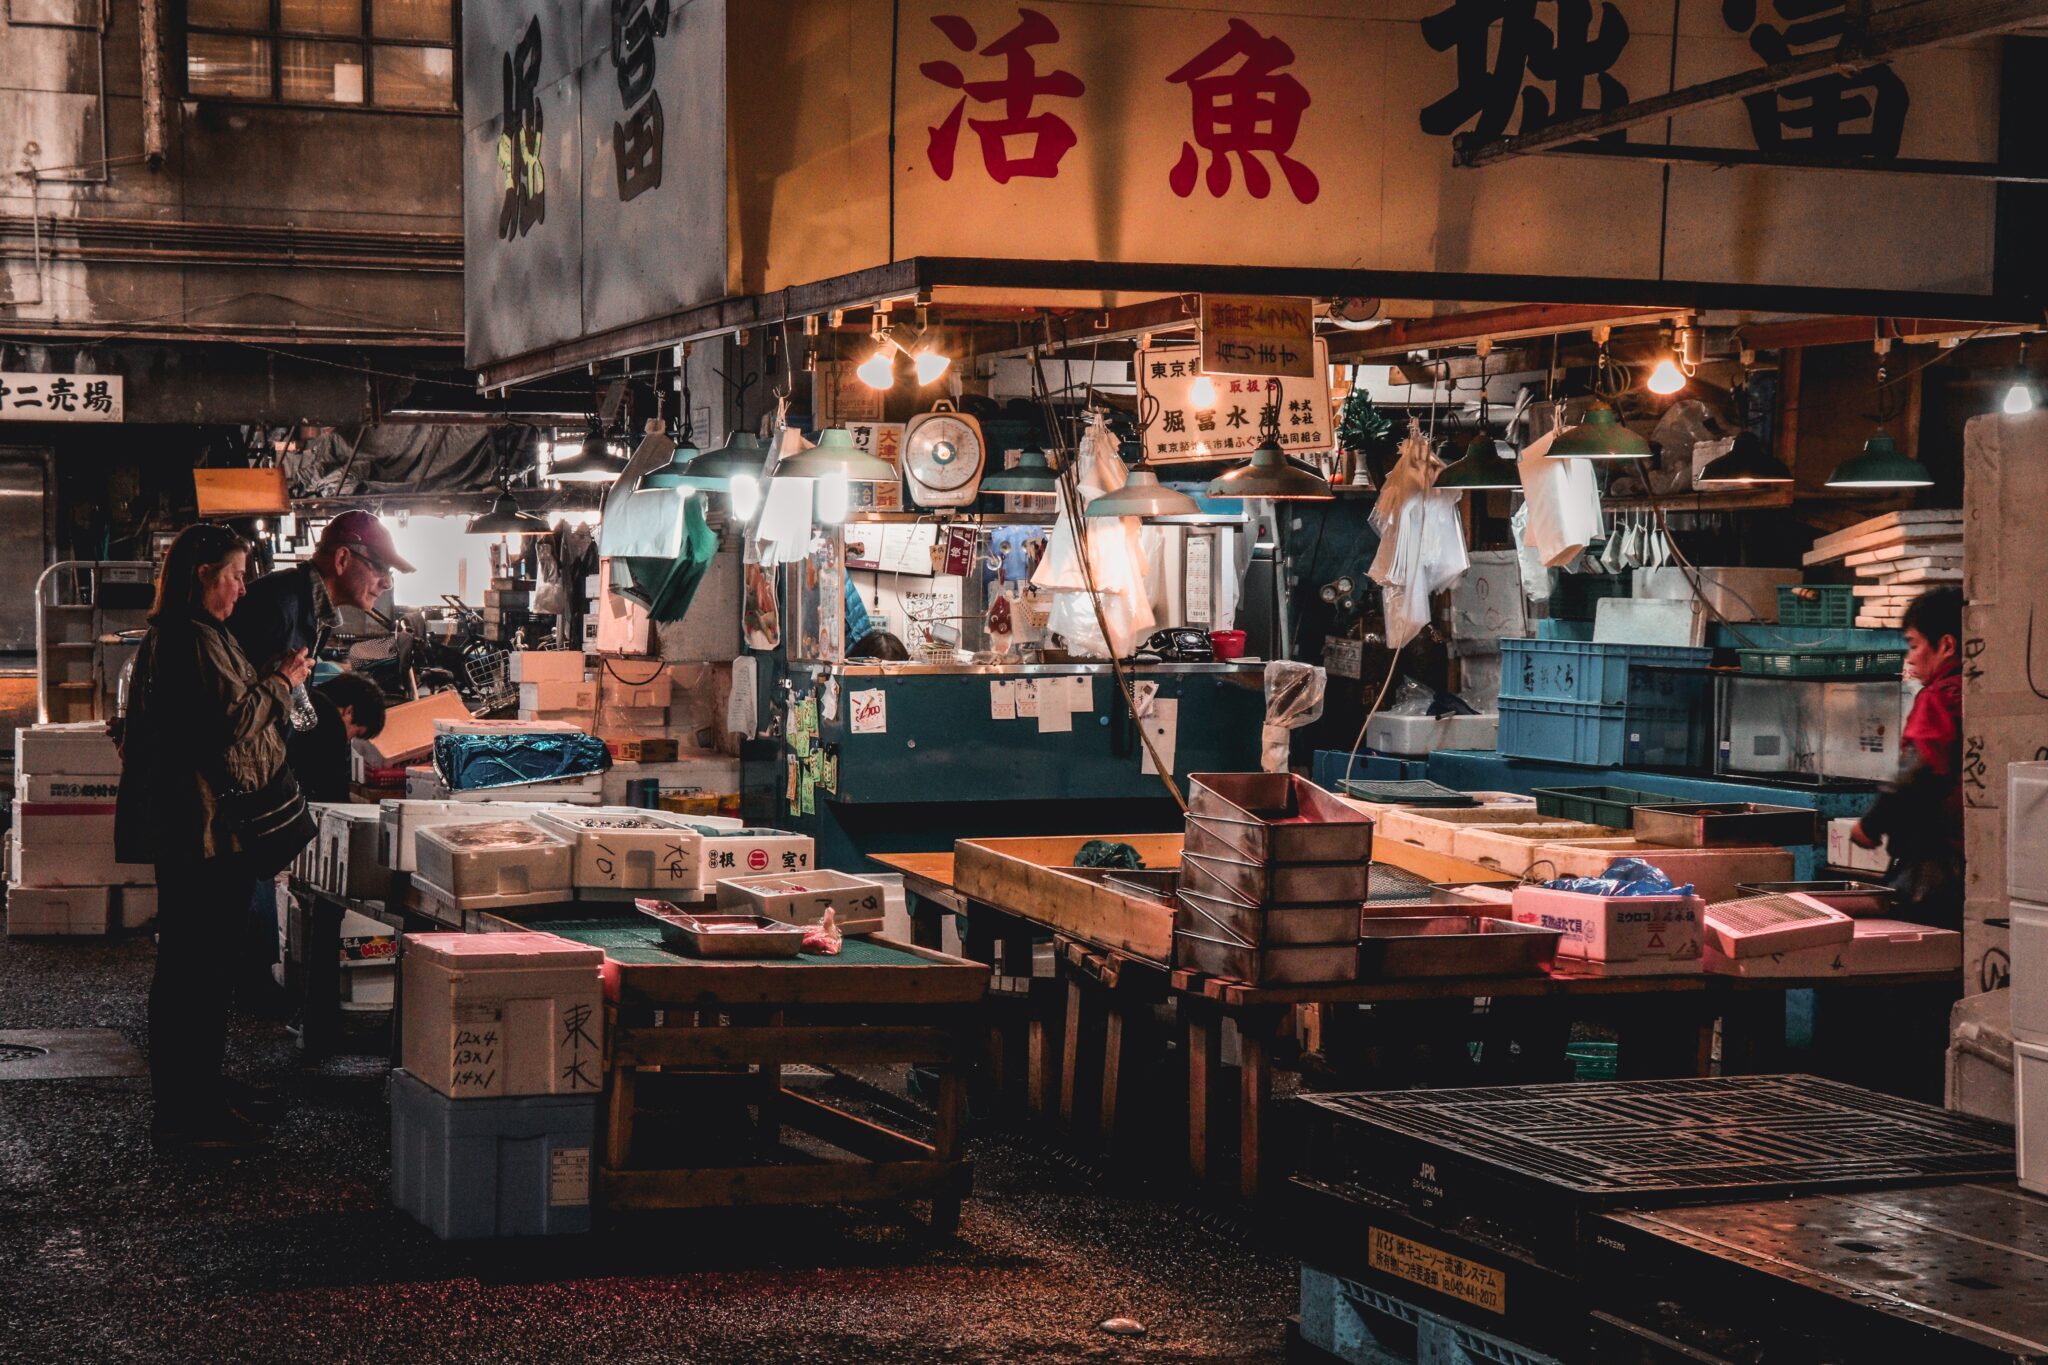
604, 1004, 637, 1172
1027, 977, 1063, 1118
929, 1020, 972, 1236
1100, 999, 1134, 1151
1184, 996, 1225, 1184
1237, 1007, 1281, 1204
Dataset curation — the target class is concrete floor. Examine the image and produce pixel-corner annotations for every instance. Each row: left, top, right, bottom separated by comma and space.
0, 932, 1296, 1364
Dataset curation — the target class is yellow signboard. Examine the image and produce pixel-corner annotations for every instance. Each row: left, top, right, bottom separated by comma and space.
1368, 1227, 1507, 1315
1200, 295, 1316, 379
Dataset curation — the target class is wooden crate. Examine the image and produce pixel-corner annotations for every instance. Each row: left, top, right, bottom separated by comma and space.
954, 834, 1183, 965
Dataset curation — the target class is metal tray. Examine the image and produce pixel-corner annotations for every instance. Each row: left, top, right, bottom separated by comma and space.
1097, 867, 1179, 903
1428, 879, 1522, 907
1187, 772, 1375, 865
1733, 879, 1897, 916
1181, 821, 1371, 905
1630, 802, 1819, 848
636, 903, 806, 958
1172, 928, 1359, 985
1173, 883, 1360, 948
1356, 915, 1561, 978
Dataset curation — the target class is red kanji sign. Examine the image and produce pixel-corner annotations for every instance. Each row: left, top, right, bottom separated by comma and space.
1166, 18, 1320, 204
920, 8, 1085, 183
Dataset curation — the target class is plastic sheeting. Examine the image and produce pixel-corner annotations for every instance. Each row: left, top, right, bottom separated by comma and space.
1516, 425, 1604, 569
432, 730, 611, 791
1368, 425, 1468, 649
1032, 413, 1156, 658
1261, 660, 1326, 773
285, 423, 521, 496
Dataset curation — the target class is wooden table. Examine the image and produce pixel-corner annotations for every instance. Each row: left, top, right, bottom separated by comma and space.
499, 909, 988, 1231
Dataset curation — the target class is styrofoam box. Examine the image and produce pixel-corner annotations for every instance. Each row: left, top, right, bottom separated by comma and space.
390, 1068, 595, 1239
2013, 898, 2048, 1045
341, 963, 396, 1010
2010, 763, 2048, 903
10, 817, 152, 887
1703, 892, 1853, 960
379, 800, 514, 874
15, 772, 120, 803
1827, 817, 1892, 875
356, 690, 472, 767
413, 821, 571, 910
6, 884, 111, 936
534, 808, 699, 892
1949, 988, 2014, 1125
2017, 1037, 2048, 1195
682, 827, 814, 883
518, 681, 597, 713
506, 651, 587, 685
1364, 712, 1499, 758
1510, 885, 1703, 965
1633, 566, 1802, 623
1703, 918, 1960, 978
117, 885, 158, 930
715, 870, 887, 935
600, 756, 740, 807
405, 767, 603, 806
16, 723, 123, 777
401, 932, 603, 1100
313, 804, 391, 901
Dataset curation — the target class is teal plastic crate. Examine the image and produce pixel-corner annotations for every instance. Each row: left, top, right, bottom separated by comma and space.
1498, 697, 1708, 769
1776, 584, 1856, 628
1549, 573, 1630, 622
1299, 1264, 1564, 1365
1736, 647, 1905, 678
1499, 638, 1712, 708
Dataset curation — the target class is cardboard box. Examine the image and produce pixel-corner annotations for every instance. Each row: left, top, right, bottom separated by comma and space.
16, 722, 122, 777
507, 651, 587, 685
357, 690, 471, 767
714, 870, 886, 935
1510, 885, 1704, 966
433, 718, 584, 738
604, 738, 678, 764
595, 705, 669, 733
6, 884, 111, 936
413, 821, 572, 909
598, 671, 674, 710
1703, 917, 1959, 978
117, 884, 158, 930
1827, 817, 1892, 875
534, 808, 700, 892
400, 932, 604, 1100
379, 800, 515, 874
518, 682, 597, 714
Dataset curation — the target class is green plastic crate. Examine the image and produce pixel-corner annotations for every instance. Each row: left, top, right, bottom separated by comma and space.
1736, 647, 1905, 678
1776, 584, 1856, 628
1531, 784, 1668, 827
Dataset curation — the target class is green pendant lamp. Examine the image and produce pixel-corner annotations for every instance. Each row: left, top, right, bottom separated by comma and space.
549, 422, 631, 483
668, 431, 768, 491
1435, 429, 1523, 492
637, 434, 703, 490
1697, 429, 1793, 487
775, 426, 898, 482
1087, 470, 1203, 517
466, 490, 549, 535
980, 449, 1060, 496
1826, 429, 1932, 489
1549, 400, 1653, 460
1205, 438, 1334, 500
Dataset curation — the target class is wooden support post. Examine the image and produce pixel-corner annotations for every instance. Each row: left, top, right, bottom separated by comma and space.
604, 1004, 637, 1171
1100, 1003, 1132, 1150
1238, 1011, 1277, 1203
1185, 997, 1225, 1183
1028, 984, 1063, 1117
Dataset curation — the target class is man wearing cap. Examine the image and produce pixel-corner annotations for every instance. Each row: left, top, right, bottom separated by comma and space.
229, 509, 415, 673
227, 511, 412, 1022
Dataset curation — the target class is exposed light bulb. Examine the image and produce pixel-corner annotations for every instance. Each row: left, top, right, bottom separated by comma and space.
856, 349, 896, 389
1189, 375, 1218, 407
729, 473, 763, 522
816, 471, 851, 524
912, 348, 950, 385
1647, 358, 1687, 395
2005, 380, 2036, 415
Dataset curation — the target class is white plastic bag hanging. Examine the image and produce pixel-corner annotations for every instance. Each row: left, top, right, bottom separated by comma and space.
1516, 424, 1604, 569
1261, 661, 1326, 773
1368, 423, 1468, 649
1033, 413, 1156, 658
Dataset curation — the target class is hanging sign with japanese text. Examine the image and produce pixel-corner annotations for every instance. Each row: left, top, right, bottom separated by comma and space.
0, 373, 122, 422
1200, 295, 1315, 380
1136, 341, 1331, 466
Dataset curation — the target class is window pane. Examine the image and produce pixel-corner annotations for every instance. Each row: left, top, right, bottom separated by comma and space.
372, 44, 453, 110
187, 0, 267, 29
187, 33, 270, 98
282, 38, 365, 103
280, 0, 361, 36
371, 0, 449, 43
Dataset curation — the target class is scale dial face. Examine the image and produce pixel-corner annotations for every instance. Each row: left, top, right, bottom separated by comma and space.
905, 411, 985, 505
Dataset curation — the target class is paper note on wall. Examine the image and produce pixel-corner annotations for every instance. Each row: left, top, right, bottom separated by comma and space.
990, 680, 1016, 720
1140, 698, 1180, 775
1037, 701, 1073, 734
849, 689, 888, 734
1015, 680, 1040, 719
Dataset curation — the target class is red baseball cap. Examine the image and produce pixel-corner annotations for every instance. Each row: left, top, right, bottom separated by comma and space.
318, 509, 414, 574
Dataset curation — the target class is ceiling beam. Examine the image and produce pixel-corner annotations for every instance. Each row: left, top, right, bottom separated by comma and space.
1732, 315, 2041, 349
1455, 0, 2048, 167
1325, 304, 1678, 359
1533, 139, 2048, 184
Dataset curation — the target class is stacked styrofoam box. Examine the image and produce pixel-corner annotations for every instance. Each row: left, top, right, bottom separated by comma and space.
394, 932, 604, 1238
533, 807, 699, 899
378, 800, 517, 874
412, 820, 572, 913
2009, 763, 2048, 1190
7, 724, 151, 936
307, 804, 392, 902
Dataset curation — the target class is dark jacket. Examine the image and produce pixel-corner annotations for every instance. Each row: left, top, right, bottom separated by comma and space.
229, 565, 320, 674
286, 689, 353, 803
115, 610, 292, 864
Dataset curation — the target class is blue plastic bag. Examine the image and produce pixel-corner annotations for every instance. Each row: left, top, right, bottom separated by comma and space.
1542, 857, 1695, 898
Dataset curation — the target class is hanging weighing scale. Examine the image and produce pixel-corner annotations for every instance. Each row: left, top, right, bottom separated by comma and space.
901, 401, 986, 509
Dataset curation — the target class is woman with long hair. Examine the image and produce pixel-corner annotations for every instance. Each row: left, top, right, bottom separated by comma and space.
114, 524, 312, 1151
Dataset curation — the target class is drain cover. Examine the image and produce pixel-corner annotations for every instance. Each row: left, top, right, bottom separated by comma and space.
0, 1029, 144, 1080
0, 1043, 51, 1063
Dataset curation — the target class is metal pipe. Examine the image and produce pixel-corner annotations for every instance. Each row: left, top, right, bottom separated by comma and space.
138, 0, 167, 169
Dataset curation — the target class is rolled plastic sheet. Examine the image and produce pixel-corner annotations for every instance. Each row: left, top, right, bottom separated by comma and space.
432, 730, 612, 791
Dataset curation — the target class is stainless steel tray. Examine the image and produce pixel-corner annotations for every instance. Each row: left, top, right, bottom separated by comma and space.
1733, 879, 1897, 916
1181, 820, 1371, 905
1186, 772, 1375, 865
1355, 915, 1561, 979
636, 902, 806, 958
1630, 802, 1819, 848
1099, 868, 1180, 903
1171, 929, 1359, 985
1173, 883, 1360, 947
1428, 879, 1522, 907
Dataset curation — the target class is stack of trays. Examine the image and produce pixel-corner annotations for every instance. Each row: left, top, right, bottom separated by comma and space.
1174, 773, 1373, 985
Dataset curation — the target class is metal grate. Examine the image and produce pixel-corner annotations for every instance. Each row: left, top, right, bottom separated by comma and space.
1364, 862, 1436, 904
1301, 1076, 2014, 1205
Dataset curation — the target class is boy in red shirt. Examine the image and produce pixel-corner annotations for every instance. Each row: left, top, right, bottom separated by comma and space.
1852, 586, 1964, 927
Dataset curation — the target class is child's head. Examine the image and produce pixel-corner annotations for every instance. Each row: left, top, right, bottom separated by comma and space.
1901, 586, 1964, 683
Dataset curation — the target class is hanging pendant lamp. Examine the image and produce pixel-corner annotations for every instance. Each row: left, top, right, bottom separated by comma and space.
979, 449, 1061, 496
466, 490, 549, 535
1826, 429, 1933, 489
1550, 400, 1653, 460
1696, 429, 1793, 487
1204, 438, 1334, 500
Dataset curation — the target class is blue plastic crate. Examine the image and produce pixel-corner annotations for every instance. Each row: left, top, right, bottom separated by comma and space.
390, 1068, 597, 1239
1298, 1265, 1564, 1365
1499, 639, 1711, 708
1497, 697, 1708, 769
